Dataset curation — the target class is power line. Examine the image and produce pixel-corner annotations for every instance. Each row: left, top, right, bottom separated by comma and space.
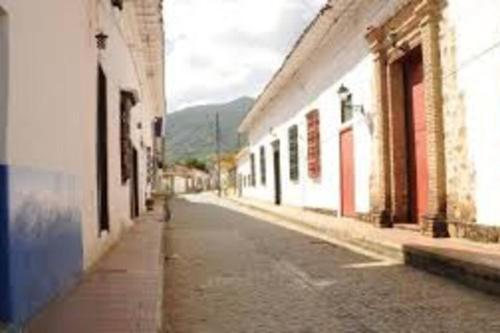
215, 112, 222, 197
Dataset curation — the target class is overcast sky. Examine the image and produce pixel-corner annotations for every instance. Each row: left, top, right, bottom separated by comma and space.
165, 0, 327, 112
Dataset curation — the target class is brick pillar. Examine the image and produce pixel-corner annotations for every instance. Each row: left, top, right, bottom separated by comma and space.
418, 2, 448, 237
367, 28, 392, 228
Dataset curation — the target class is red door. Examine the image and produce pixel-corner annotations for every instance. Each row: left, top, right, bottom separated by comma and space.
340, 128, 355, 217
405, 49, 428, 223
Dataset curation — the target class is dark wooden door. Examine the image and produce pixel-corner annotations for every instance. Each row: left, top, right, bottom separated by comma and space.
340, 128, 355, 217
130, 147, 140, 219
97, 66, 110, 233
404, 49, 428, 223
272, 140, 281, 206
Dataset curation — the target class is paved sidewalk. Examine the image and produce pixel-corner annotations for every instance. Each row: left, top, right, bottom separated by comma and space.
195, 193, 500, 296
26, 210, 165, 333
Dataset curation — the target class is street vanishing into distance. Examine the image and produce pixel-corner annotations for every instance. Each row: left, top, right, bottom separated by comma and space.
4, 1, 500, 332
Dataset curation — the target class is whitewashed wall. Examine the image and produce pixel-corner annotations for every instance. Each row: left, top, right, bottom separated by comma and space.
173, 176, 187, 194
80, 0, 154, 268
236, 151, 251, 196
0, 0, 160, 322
443, 0, 500, 226
0, 0, 154, 268
243, 0, 500, 227
241, 1, 395, 214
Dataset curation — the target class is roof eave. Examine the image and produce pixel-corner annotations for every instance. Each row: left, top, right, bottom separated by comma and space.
238, 1, 336, 133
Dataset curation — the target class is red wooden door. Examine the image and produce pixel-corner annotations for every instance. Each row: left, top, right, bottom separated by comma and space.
405, 50, 428, 223
340, 128, 355, 217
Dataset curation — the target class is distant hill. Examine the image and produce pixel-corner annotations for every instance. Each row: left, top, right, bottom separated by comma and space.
165, 97, 254, 165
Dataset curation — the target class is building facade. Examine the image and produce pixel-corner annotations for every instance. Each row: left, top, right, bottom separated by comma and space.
164, 165, 211, 194
0, 0, 165, 324
237, 0, 500, 242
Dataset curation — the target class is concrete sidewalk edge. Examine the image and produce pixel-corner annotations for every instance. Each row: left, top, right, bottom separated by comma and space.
157, 224, 167, 333
224, 196, 500, 297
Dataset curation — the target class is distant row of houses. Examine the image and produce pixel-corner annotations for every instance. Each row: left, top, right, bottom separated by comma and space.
165, 165, 213, 194
0, 0, 165, 325
236, 0, 500, 243
164, 155, 239, 196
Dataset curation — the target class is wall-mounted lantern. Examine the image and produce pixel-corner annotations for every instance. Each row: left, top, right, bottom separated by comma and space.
337, 84, 365, 116
111, 0, 124, 11
95, 32, 109, 50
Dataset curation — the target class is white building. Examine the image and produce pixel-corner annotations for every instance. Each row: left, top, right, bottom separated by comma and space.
164, 165, 211, 194
0, 0, 165, 324
237, 0, 500, 243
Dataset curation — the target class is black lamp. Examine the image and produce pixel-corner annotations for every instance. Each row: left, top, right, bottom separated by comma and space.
111, 0, 124, 10
95, 32, 109, 50
337, 84, 351, 102
337, 84, 365, 116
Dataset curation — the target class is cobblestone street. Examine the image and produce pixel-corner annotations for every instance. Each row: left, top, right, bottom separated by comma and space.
164, 198, 500, 333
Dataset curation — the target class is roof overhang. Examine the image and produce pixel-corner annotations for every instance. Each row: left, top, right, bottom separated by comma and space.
239, 1, 340, 133
122, 0, 166, 117
235, 147, 250, 161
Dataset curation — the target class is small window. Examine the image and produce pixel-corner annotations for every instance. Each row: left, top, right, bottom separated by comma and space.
306, 110, 321, 179
260, 146, 266, 185
250, 154, 256, 187
154, 117, 164, 138
288, 125, 299, 181
341, 94, 353, 123
119, 91, 136, 184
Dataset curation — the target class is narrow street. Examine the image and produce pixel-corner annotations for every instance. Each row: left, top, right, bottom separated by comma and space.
164, 197, 500, 333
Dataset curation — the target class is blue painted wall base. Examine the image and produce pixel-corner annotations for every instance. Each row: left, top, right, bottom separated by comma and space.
0, 165, 83, 324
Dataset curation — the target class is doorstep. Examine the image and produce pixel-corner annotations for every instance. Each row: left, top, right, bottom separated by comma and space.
219, 195, 500, 297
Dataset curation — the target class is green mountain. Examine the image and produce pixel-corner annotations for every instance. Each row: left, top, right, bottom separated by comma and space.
165, 97, 254, 165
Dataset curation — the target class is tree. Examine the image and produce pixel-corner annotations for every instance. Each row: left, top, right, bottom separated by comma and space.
183, 158, 208, 172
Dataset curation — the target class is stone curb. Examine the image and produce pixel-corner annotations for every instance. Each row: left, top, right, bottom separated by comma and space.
226, 197, 500, 297
157, 220, 168, 333
227, 198, 404, 260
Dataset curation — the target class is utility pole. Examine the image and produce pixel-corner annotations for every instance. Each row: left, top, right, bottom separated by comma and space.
215, 112, 222, 197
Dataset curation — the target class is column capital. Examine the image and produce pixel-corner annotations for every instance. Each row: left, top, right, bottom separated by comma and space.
365, 26, 385, 53
415, 0, 441, 25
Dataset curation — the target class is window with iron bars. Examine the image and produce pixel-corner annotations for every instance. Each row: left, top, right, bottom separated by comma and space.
120, 91, 137, 185
288, 125, 299, 181
307, 110, 321, 179
260, 146, 266, 185
250, 153, 256, 187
